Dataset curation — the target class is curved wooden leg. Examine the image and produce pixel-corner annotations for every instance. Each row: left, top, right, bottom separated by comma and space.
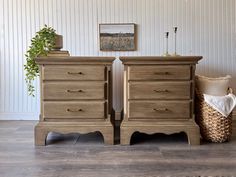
186, 130, 200, 145
120, 128, 134, 145
35, 126, 49, 146
100, 128, 114, 145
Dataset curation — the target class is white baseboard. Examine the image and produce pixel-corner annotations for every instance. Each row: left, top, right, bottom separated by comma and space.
115, 110, 122, 121
1, 110, 234, 121
0, 113, 39, 120
0, 111, 120, 121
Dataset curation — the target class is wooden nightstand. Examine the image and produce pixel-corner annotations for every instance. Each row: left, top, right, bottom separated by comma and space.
35, 56, 115, 145
120, 56, 202, 145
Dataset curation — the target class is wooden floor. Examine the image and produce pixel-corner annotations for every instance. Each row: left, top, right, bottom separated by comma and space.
0, 121, 236, 177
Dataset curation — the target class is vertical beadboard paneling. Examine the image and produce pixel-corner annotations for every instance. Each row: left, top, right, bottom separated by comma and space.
0, 0, 4, 112
0, 0, 235, 120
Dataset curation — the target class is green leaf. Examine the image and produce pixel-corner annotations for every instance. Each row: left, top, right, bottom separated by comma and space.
24, 25, 56, 96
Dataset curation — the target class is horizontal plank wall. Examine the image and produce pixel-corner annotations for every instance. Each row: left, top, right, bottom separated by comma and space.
0, 0, 235, 120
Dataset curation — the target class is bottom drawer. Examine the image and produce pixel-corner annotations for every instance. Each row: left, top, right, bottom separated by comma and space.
43, 101, 105, 119
129, 101, 190, 119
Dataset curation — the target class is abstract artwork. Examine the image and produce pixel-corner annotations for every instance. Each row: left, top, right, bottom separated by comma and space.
99, 23, 136, 51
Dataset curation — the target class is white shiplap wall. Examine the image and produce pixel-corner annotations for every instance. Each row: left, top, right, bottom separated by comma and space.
0, 0, 235, 120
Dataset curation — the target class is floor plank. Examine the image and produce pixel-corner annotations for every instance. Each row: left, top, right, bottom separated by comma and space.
0, 120, 236, 177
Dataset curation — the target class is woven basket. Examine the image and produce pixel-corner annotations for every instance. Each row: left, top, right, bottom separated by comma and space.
195, 88, 233, 143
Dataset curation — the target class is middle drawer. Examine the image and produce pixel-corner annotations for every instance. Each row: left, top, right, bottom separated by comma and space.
129, 81, 191, 100
43, 82, 105, 100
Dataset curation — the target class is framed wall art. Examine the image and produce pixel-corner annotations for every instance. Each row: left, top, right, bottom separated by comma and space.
99, 23, 136, 51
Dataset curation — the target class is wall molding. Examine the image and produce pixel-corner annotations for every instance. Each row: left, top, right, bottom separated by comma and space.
0, 113, 39, 120
115, 110, 122, 121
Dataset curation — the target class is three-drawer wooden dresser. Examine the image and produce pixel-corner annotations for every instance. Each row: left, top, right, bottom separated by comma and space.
120, 56, 202, 145
35, 56, 115, 145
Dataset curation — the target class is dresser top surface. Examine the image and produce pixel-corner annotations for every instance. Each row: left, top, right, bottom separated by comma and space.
120, 56, 203, 64
35, 56, 116, 64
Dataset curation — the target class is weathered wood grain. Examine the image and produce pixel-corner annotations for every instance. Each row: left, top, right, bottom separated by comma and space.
35, 57, 115, 146
120, 56, 202, 145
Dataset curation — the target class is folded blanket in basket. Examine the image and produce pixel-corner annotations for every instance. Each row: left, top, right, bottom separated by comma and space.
203, 93, 236, 117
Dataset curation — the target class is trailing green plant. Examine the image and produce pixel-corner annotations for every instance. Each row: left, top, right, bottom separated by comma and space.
24, 25, 56, 96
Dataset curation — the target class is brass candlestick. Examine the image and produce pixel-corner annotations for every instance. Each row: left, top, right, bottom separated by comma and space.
172, 27, 180, 56
163, 32, 171, 56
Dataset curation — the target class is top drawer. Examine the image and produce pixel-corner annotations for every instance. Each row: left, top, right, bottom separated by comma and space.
43, 65, 105, 81
128, 65, 190, 80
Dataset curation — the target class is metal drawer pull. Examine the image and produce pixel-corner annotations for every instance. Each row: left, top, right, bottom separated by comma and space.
67, 89, 83, 93
67, 72, 84, 75
154, 72, 170, 75
153, 89, 169, 93
153, 108, 169, 112
67, 108, 83, 112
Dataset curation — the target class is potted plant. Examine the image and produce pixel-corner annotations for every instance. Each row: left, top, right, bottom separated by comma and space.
24, 25, 62, 96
